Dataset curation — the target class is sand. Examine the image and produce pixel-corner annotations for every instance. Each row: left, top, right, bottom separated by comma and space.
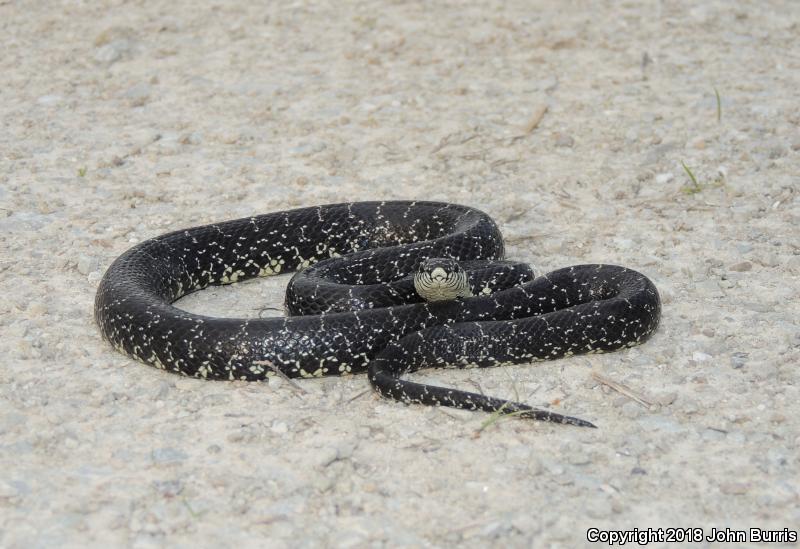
1, 0, 798, 547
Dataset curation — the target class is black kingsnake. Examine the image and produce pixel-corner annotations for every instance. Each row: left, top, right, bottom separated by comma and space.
94, 201, 661, 427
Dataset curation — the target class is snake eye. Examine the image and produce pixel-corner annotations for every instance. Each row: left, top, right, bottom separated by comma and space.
418, 258, 461, 276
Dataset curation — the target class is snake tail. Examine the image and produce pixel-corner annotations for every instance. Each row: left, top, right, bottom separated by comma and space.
368, 330, 601, 427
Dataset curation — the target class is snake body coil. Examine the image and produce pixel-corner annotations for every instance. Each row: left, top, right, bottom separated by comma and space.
95, 201, 661, 427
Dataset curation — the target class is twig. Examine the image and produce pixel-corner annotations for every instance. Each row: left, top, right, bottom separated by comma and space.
503, 232, 554, 245
256, 306, 283, 319
347, 388, 371, 403
591, 372, 653, 408
253, 360, 308, 394
431, 132, 478, 154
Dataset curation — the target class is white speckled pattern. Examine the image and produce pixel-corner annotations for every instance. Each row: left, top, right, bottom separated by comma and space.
96, 201, 660, 426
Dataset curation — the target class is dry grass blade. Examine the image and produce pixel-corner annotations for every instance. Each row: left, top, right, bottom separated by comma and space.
522, 104, 548, 134
473, 403, 529, 437
509, 105, 548, 143
591, 372, 653, 407
465, 379, 486, 396
431, 132, 478, 154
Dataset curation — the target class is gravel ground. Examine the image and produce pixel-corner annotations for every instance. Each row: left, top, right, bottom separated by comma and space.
2, 0, 799, 547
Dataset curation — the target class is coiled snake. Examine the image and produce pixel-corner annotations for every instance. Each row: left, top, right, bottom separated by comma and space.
95, 201, 661, 427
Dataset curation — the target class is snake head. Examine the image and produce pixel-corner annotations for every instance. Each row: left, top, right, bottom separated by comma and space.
414, 258, 472, 302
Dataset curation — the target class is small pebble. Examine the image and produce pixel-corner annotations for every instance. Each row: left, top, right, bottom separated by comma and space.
690, 137, 706, 149
682, 398, 700, 415
94, 39, 136, 66
783, 255, 800, 273
730, 352, 748, 369
267, 375, 284, 390
124, 83, 151, 107
26, 302, 47, 317
179, 132, 202, 145
702, 428, 726, 442
151, 447, 188, 464
770, 413, 786, 424
153, 480, 183, 497
331, 529, 369, 549
217, 130, 241, 145
654, 391, 678, 406
655, 172, 674, 184
0, 480, 29, 498
767, 144, 787, 159
152, 381, 171, 400
586, 498, 611, 520
553, 133, 575, 148
621, 402, 643, 419
757, 253, 780, 267
644, 142, 678, 163
695, 279, 723, 296
692, 351, 712, 362
729, 261, 752, 272
76, 254, 97, 275
744, 301, 774, 313
36, 94, 63, 106
720, 481, 750, 495
315, 447, 340, 468
271, 421, 289, 434
567, 450, 591, 466
290, 141, 327, 156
